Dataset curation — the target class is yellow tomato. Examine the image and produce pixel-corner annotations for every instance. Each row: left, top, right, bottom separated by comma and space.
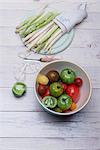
37, 74, 49, 85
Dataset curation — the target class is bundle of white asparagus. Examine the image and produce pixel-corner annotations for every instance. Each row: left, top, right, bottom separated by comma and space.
16, 11, 63, 54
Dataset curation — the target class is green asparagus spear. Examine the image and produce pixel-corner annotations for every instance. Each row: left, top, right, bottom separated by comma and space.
16, 16, 34, 29
20, 12, 52, 37
20, 12, 47, 32
20, 26, 36, 38
36, 12, 54, 26
35, 13, 58, 30
20, 12, 58, 38
16, 12, 44, 33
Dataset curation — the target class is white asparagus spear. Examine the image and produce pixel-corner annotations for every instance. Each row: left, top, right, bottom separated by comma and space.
22, 30, 40, 43
24, 21, 54, 45
36, 24, 57, 45
44, 28, 62, 50
45, 32, 63, 53
26, 25, 54, 50
22, 20, 54, 43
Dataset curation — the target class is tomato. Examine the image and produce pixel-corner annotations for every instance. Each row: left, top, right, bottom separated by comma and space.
61, 83, 68, 92
42, 96, 57, 109
50, 82, 63, 97
43, 88, 50, 97
38, 84, 48, 96
37, 74, 49, 85
60, 68, 76, 84
74, 77, 83, 87
70, 102, 77, 111
66, 84, 80, 103
12, 82, 26, 97
46, 70, 59, 82
58, 94, 72, 110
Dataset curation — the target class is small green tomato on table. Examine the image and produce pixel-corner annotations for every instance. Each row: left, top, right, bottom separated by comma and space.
12, 82, 26, 97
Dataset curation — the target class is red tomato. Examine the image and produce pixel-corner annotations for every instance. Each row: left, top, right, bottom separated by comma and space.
38, 84, 48, 96
66, 84, 80, 103
74, 77, 83, 87
43, 88, 50, 97
61, 83, 68, 92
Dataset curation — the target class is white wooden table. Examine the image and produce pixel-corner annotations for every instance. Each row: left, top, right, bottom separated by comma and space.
0, 0, 100, 149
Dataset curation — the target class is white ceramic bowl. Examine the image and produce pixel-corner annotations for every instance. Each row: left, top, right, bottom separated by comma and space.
34, 61, 92, 115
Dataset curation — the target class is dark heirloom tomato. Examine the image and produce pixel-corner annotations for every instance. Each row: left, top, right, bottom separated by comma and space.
66, 84, 80, 103
38, 84, 47, 96
47, 70, 59, 83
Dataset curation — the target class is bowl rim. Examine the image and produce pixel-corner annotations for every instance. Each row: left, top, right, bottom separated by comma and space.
34, 60, 92, 115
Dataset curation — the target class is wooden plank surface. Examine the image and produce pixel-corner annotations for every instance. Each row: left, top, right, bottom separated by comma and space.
0, 0, 100, 149
0, 112, 100, 138
0, 137, 100, 150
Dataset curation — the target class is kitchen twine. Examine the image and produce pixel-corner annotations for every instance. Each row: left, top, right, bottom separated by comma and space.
14, 51, 58, 81
14, 51, 41, 81
14, 61, 41, 81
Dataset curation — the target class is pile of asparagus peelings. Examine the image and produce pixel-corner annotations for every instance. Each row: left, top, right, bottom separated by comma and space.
16, 11, 63, 54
